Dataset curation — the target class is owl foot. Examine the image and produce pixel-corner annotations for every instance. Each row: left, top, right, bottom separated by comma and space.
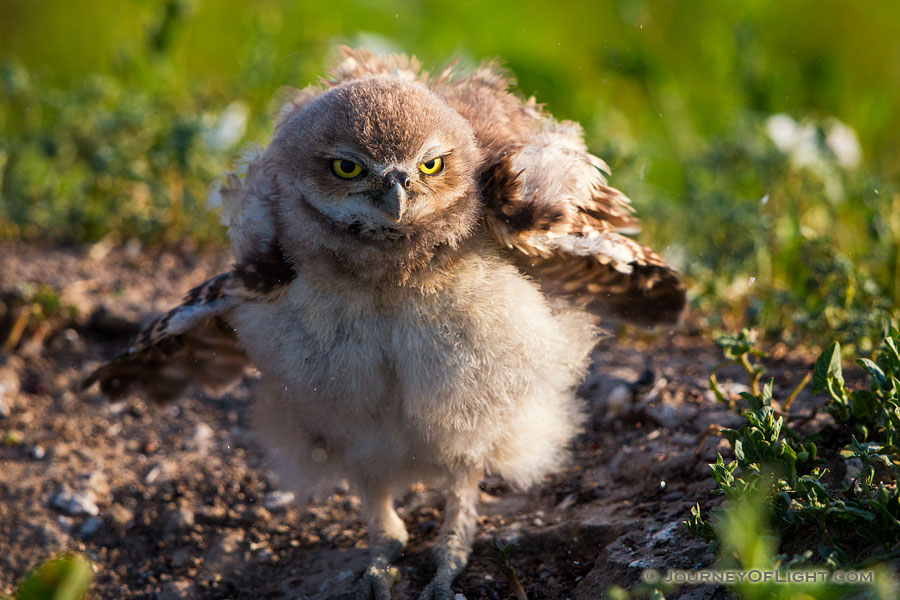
354, 562, 401, 600
416, 576, 456, 600
354, 535, 405, 600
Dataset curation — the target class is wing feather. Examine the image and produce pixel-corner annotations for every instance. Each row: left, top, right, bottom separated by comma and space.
460, 66, 685, 325
83, 265, 290, 402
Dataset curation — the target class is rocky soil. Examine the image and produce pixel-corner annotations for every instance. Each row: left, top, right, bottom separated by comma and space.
0, 242, 825, 599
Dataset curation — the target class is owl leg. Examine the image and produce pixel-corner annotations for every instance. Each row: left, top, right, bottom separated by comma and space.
355, 483, 408, 600
418, 466, 481, 600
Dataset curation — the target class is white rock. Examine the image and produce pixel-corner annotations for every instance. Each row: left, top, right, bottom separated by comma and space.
263, 490, 295, 512
644, 402, 695, 429
51, 488, 99, 517
605, 384, 632, 418
190, 422, 215, 451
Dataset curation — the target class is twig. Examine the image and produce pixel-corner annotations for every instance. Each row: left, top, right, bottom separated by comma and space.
783, 371, 812, 412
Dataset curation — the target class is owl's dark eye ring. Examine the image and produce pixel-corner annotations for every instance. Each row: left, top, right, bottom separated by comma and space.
418, 156, 444, 175
331, 159, 364, 179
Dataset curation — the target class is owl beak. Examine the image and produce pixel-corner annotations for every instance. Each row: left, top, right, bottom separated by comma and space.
381, 182, 408, 222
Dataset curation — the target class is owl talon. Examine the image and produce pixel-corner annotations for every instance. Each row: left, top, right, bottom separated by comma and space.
355, 563, 400, 600
417, 577, 455, 600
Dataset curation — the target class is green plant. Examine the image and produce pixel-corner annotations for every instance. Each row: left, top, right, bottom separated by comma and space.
688, 325, 900, 576
2, 553, 93, 600
491, 537, 528, 600
0, 59, 232, 244
814, 324, 900, 448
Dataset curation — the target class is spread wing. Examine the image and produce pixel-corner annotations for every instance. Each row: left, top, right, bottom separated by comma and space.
83, 272, 253, 403
327, 48, 685, 325
477, 130, 686, 326
438, 60, 685, 326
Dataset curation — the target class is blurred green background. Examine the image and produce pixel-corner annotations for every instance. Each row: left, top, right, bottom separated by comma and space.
1, 0, 898, 349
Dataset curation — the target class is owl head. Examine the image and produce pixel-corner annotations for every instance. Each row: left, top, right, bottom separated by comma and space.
266, 75, 482, 238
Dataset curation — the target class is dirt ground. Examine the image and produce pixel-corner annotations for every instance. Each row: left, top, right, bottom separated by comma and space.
0, 242, 828, 599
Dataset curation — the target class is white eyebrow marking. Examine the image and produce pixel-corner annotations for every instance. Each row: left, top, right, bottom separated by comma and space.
418, 142, 450, 162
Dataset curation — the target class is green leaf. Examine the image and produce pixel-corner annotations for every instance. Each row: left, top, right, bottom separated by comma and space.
849, 389, 879, 422
15, 554, 92, 600
830, 505, 875, 521
813, 341, 843, 394
683, 503, 717, 541
733, 439, 745, 462
858, 358, 888, 390
780, 443, 797, 463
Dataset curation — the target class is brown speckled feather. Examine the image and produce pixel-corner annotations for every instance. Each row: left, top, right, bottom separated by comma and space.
83, 262, 292, 402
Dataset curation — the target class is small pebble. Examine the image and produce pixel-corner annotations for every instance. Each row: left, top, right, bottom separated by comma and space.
51, 488, 99, 517
605, 384, 632, 418
144, 464, 162, 484
165, 508, 195, 535
211, 530, 244, 556
198, 504, 227, 522
555, 493, 576, 511
80, 516, 103, 538
263, 490, 295, 512
244, 505, 271, 523
190, 422, 214, 451
108, 503, 134, 533
255, 547, 275, 561
31, 445, 46, 460
158, 579, 192, 600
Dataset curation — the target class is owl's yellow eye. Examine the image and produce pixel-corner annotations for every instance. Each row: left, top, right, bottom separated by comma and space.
418, 156, 444, 175
331, 159, 364, 179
